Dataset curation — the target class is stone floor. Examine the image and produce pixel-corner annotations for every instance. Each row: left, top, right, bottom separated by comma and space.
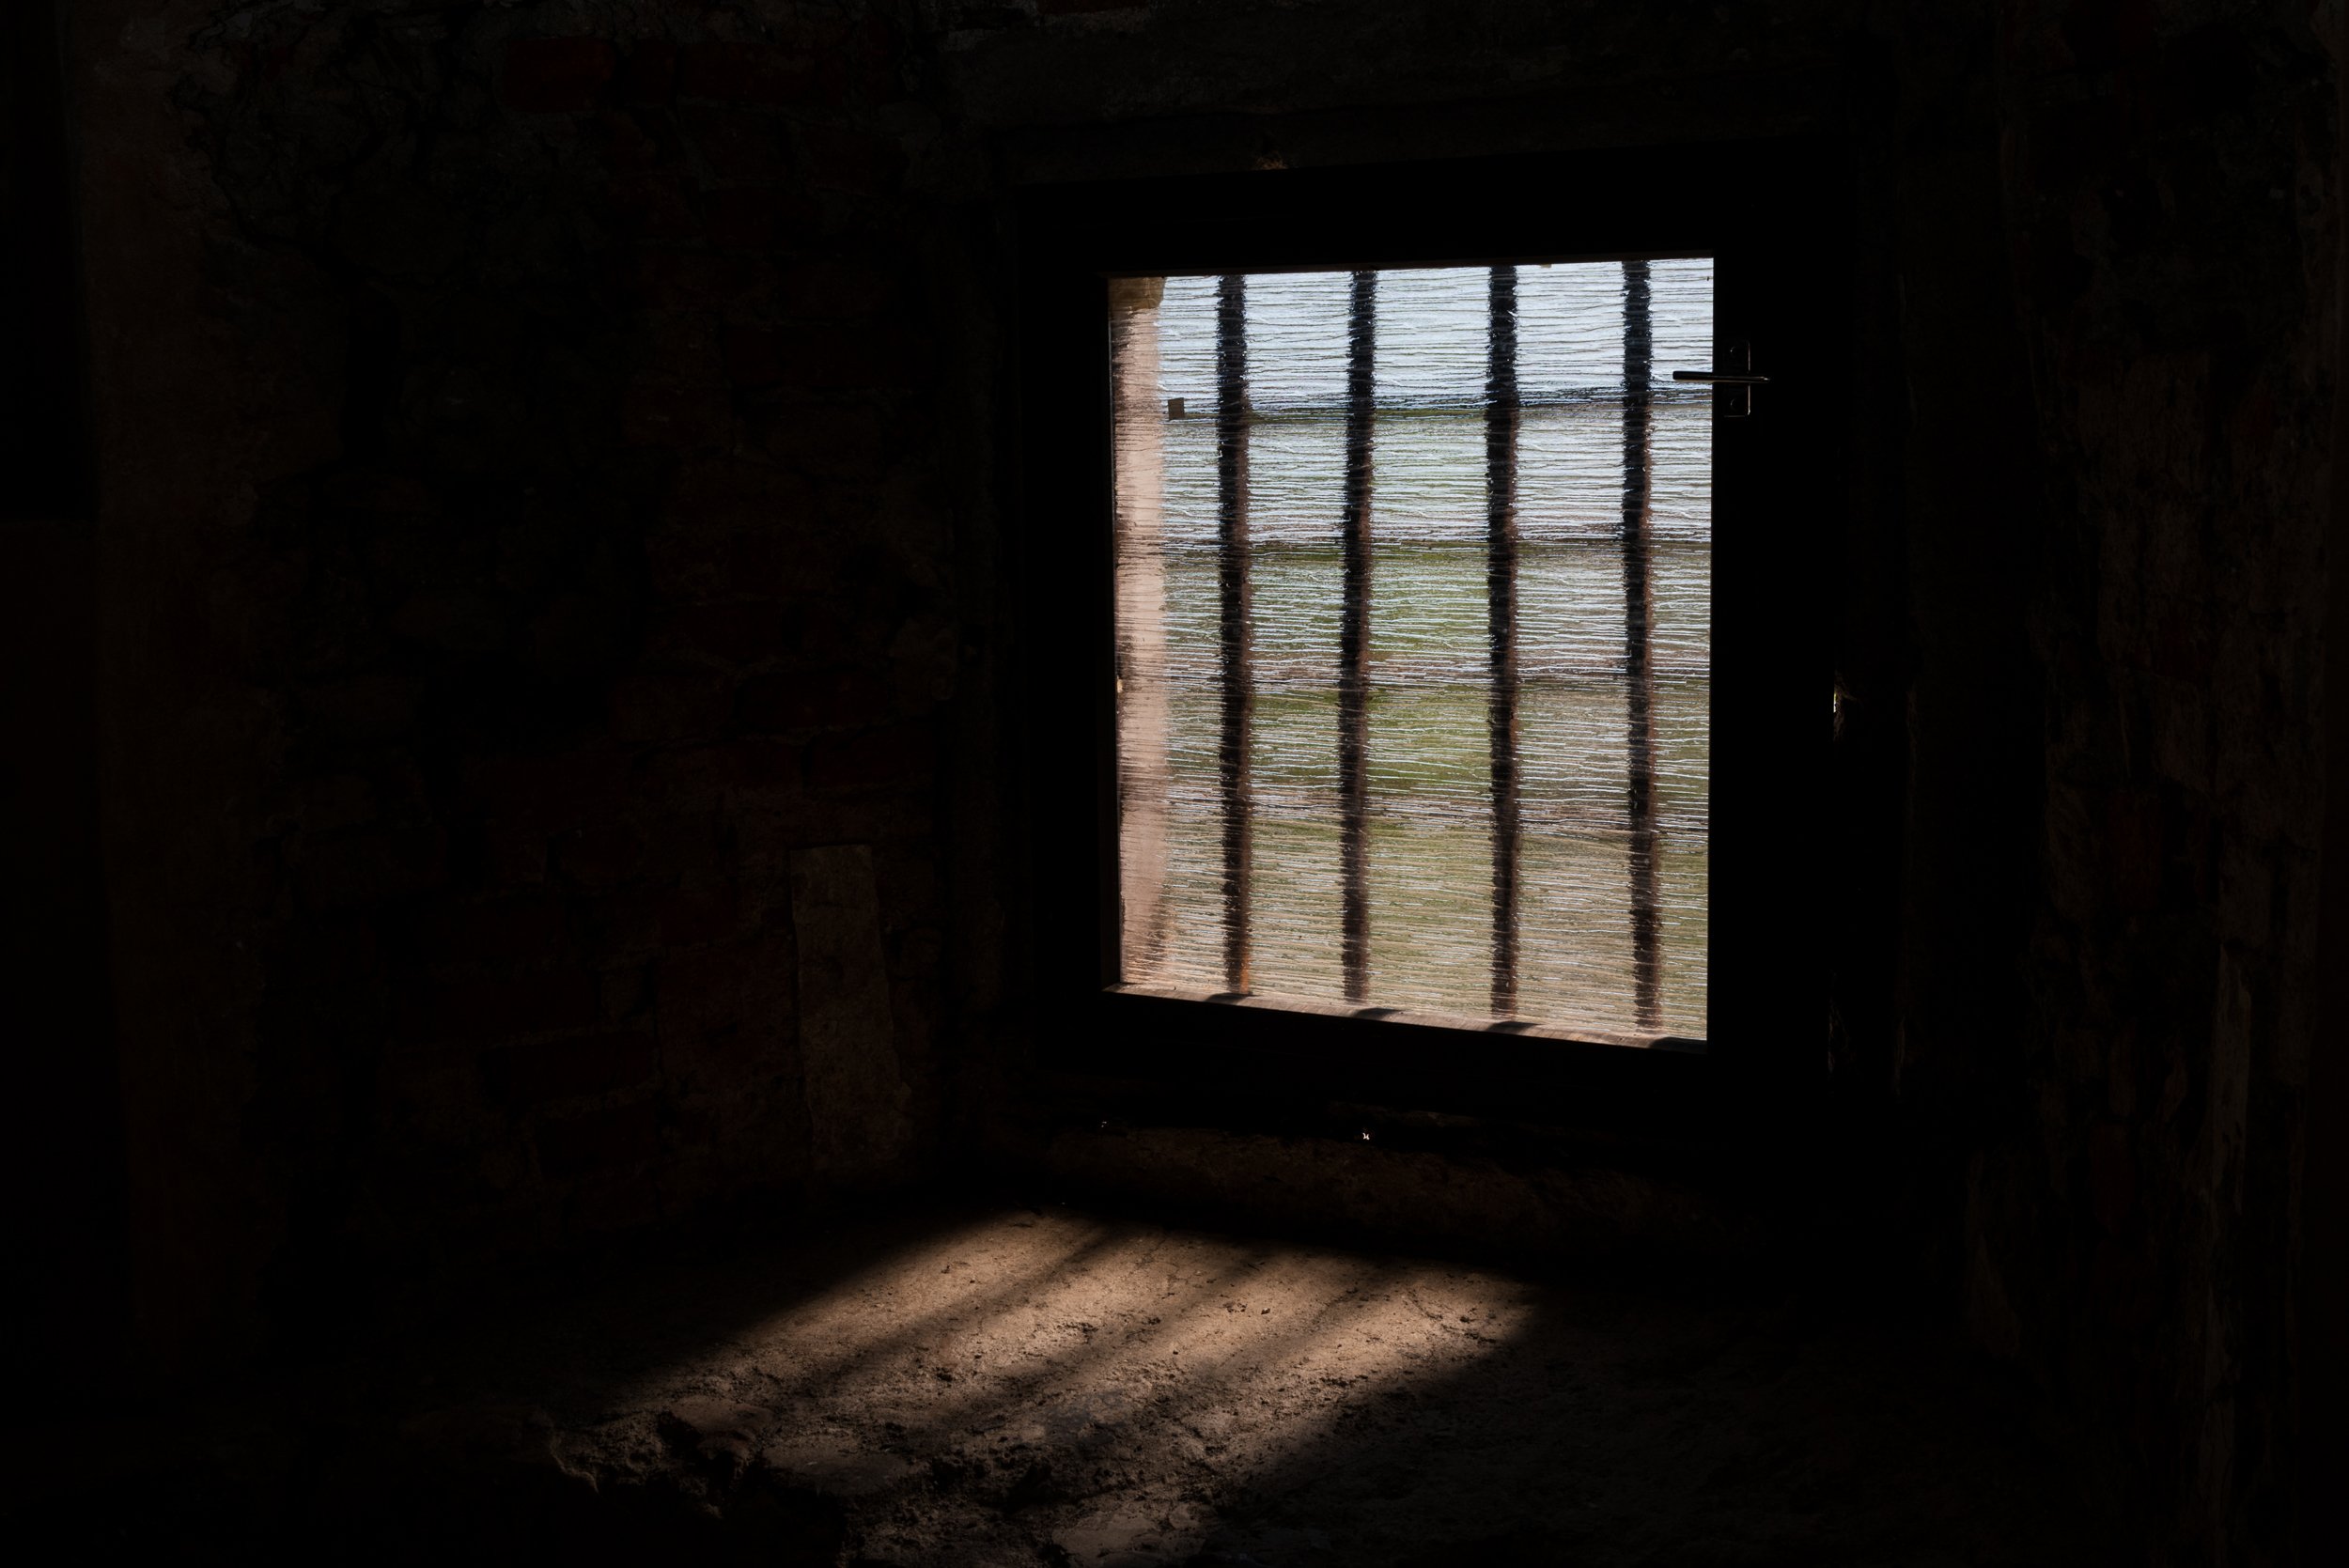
13, 1203, 2102, 1565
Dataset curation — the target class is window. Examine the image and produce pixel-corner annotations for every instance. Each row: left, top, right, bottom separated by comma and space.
1108, 261, 1714, 1044
1017, 146, 1843, 1114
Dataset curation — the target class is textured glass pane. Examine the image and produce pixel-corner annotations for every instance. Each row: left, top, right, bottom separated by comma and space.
1112, 258, 1712, 1041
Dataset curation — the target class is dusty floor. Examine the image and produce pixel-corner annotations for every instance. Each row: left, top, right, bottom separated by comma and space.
15, 1204, 2102, 1565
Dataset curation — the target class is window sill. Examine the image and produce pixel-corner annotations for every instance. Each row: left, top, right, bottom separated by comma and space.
1105, 982, 1707, 1055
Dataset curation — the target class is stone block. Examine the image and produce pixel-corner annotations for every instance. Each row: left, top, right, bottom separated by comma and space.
658, 882, 743, 947
797, 124, 901, 195
631, 249, 780, 313
403, 970, 603, 1047
735, 667, 892, 733
461, 748, 632, 825
621, 376, 737, 449
2090, 1119, 2136, 1233
413, 896, 572, 974
295, 823, 449, 909
535, 1097, 660, 1178
552, 812, 723, 891
681, 106, 796, 184
484, 1031, 657, 1106
609, 675, 730, 745
616, 42, 677, 106
807, 722, 935, 793
641, 737, 802, 803
677, 43, 826, 107
645, 602, 805, 672
730, 321, 925, 393
790, 843, 911, 1179
658, 932, 799, 1048
757, 400, 886, 477
777, 261, 895, 319
589, 107, 669, 175
605, 171, 698, 240
666, 454, 815, 528
701, 185, 818, 251
501, 39, 616, 114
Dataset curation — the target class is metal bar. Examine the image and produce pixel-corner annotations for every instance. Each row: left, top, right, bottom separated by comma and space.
1486, 264, 1522, 1019
1339, 271, 1377, 1003
1215, 273, 1253, 995
1619, 261, 1663, 1030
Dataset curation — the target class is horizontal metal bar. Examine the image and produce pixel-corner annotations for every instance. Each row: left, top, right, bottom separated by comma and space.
1671, 371, 1769, 384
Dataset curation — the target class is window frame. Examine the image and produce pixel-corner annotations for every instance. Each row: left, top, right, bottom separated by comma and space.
1013, 140, 1852, 1135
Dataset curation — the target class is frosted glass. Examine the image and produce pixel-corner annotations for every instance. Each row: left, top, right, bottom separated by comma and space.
1112, 259, 1711, 1040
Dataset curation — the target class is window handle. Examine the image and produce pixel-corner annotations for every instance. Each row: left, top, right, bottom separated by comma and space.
1671, 340, 1763, 416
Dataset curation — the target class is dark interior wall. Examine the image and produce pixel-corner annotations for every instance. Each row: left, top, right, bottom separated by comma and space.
3, 0, 120, 1394
1951, 13, 2332, 1565
70, 0, 969, 1364
35, 0, 2334, 1561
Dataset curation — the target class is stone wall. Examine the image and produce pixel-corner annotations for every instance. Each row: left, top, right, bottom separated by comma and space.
70, 0, 970, 1362
1957, 11, 2332, 1564
34, 1, 2334, 1562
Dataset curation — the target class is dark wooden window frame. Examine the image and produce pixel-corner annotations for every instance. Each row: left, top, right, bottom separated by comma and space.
1013, 139, 1853, 1138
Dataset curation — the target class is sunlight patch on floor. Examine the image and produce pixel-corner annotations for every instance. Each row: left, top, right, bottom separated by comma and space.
617, 1210, 1534, 1500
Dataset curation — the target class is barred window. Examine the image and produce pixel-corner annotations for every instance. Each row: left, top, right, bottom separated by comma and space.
1108, 259, 1713, 1045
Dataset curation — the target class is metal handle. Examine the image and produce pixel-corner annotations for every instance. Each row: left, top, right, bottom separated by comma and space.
1674, 341, 1762, 416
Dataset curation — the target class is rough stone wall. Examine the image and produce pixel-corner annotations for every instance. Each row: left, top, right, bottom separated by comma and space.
1953, 8, 2335, 1565
53, 0, 2331, 1561
74, 0, 966, 1362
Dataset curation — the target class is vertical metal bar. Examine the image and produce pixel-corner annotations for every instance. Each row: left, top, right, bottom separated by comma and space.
1486, 265, 1523, 1018
1339, 271, 1377, 1003
1215, 273, 1253, 994
1620, 260, 1663, 1030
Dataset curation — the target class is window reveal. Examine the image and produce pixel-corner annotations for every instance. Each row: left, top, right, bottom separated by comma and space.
1110, 259, 1713, 1042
